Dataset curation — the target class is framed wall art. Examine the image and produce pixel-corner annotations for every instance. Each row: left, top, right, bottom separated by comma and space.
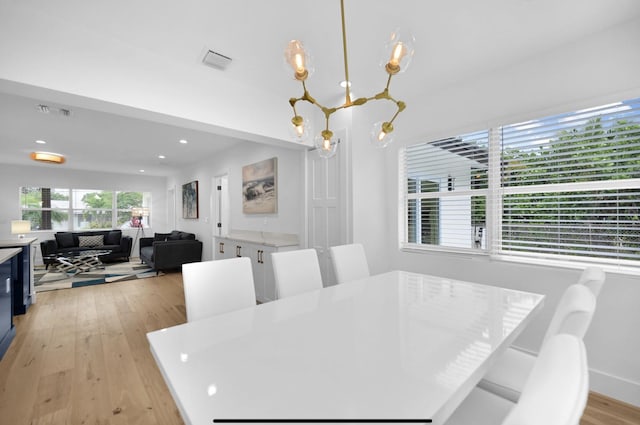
242, 157, 277, 214
182, 180, 199, 219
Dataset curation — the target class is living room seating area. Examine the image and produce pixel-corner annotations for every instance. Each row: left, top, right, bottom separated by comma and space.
139, 230, 202, 274
40, 229, 133, 268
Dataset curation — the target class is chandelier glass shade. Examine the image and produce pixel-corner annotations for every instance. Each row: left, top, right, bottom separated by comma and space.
285, 0, 414, 158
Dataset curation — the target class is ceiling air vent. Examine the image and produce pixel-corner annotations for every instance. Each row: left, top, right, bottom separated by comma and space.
202, 49, 232, 70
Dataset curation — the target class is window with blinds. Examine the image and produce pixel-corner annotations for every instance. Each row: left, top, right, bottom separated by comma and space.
403, 130, 489, 251
401, 97, 640, 268
500, 99, 640, 265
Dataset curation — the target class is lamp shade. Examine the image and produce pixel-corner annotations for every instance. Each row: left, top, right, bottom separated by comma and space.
131, 207, 149, 217
11, 220, 31, 237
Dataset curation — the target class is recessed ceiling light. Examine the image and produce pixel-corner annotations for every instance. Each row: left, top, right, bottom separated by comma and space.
158, 155, 166, 159
339, 80, 351, 88
179, 139, 188, 144
30, 151, 65, 164
139, 169, 145, 173
35, 140, 46, 144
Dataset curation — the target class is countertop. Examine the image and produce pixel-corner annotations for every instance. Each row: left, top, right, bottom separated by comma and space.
0, 238, 38, 247
216, 230, 298, 247
0, 248, 22, 263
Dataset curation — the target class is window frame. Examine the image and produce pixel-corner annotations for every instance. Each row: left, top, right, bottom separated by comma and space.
19, 187, 151, 232
399, 100, 640, 273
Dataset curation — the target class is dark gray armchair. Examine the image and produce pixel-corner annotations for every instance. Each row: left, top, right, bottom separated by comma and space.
139, 230, 202, 273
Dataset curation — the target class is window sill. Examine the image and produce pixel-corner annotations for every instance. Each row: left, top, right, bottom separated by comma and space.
400, 244, 640, 277
492, 254, 640, 277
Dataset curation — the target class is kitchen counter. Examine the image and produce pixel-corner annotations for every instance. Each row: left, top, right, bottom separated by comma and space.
220, 230, 298, 247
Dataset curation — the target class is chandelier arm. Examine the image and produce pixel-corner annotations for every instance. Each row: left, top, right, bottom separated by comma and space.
387, 107, 402, 124
340, 0, 352, 106
385, 74, 393, 91
301, 93, 330, 114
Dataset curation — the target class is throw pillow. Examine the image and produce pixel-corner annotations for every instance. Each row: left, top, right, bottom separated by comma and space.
180, 232, 195, 240
105, 230, 121, 245
78, 235, 104, 247
168, 231, 182, 240
55, 232, 75, 248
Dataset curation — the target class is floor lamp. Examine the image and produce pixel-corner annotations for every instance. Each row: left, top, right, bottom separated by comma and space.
131, 207, 149, 257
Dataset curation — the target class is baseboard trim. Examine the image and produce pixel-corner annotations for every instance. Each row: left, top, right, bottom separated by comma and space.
513, 344, 640, 407
589, 368, 640, 408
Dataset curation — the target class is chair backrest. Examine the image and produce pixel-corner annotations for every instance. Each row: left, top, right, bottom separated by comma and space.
271, 249, 323, 299
542, 283, 596, 344
182, 257, 256, 322
329, 243, 370, 284
502, 334, 589, 425
577, 266, 606, 298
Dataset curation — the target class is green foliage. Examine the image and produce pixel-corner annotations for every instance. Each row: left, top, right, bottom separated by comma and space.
20, 188, 69, 229
501, 118, 640, 259
117, 192, 143, 210
21, 188, 146, 230
79, 191, 143, 229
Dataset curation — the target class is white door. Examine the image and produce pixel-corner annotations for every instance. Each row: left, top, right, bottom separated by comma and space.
212, 174, 230, 260
213, 174, 230, 236
307, 129, 347, 286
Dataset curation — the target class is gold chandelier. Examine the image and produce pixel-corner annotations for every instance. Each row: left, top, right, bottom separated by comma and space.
285, 0, 415, 158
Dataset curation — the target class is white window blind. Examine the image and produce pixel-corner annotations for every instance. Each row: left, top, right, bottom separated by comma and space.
499, 99, 640, 266
403, 130, 489, 251
401, 97, 640, 269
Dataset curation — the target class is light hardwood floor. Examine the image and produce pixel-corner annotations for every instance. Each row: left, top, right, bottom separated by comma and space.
0, 273, 638, 424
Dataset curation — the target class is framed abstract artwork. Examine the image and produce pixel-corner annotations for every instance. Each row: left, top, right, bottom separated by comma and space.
242, 157, 277, 214
182, 180, 199, 219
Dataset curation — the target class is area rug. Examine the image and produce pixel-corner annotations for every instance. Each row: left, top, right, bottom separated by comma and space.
34, 261, 160, 292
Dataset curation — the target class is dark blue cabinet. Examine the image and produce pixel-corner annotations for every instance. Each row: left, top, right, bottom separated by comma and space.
0, 238, 36, 315
0, 248, 19, 360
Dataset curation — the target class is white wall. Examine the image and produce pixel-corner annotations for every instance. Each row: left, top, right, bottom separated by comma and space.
167, 141, 306, 263
374, 18, 640, 405
350, 107, 392, 275
0, 163, 167, 262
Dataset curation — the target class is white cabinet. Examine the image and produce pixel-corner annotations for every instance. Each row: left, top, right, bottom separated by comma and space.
215, 233, 298, 304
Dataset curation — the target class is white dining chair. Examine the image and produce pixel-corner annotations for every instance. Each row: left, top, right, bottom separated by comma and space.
271, 248, 323, 299
577, 266, 606, 298
329, 243, 370, 284
182, 257, 256, 322
445, 333, 588, 425
478, 283, 595, 402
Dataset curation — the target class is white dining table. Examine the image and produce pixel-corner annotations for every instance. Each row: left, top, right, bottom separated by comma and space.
147, 270, 544, 425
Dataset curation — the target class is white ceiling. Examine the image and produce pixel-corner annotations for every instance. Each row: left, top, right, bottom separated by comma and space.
1, 0, 639, 176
